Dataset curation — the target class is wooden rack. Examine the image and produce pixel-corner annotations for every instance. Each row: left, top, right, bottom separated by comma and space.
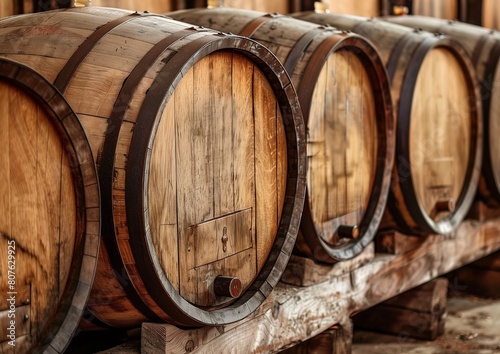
103, 213, 495, 353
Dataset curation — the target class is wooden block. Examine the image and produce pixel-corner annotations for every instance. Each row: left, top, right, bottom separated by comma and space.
353, 278, 448, 341
450, 251, 500, 298
467, 201, 500, 222
375, 231, 428, 255
281, 243, 375, 287
280, 321, 352, 354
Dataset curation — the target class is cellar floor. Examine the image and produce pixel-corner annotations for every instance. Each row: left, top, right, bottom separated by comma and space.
353, 294, 500, 354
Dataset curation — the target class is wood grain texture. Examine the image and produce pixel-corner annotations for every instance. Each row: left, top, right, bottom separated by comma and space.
292, 12, 482, 236
0, 7, 304, 328
150, 51, 284, 307
91, 0, 172, 12
0, 58, 99, 354
412, 0, 458, 19
324, 0, 380, 17
0, 80, 76, 351
0, 1, 16, 18
386, 16, 500, 207
482, 0, 500, 29
168, 8, 394, 262
307, 49, 378, 244
409, 47, 471, 221
213, 0, 289, 13
140, 218, 500, 354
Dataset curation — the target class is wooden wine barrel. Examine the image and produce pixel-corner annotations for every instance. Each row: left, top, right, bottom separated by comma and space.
387, 16, 500, 207
168, 8, 395, 262
455, 0, 500, 29
0, 7, 306, 328
0, 59, 99, 353
411, 0, 458, 19
0, 1, 21, 17
293, 12, 482, 235
91, 0, 172, 12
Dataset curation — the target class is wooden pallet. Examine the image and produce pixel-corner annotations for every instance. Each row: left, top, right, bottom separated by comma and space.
105, 217, 500, 353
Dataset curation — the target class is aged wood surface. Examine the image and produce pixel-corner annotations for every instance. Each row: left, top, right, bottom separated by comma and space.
375, 232, 426, 255
280, 322, 352, 354
91, 0, 172, 12
281, 243, 375, 287
0, 80, 76, 352
451, 249, 500, 298
321, 0, 380, 17
210, 0, 289, 13
292, 12, 482, 237
0, 7, 305, 327
386, 16, 500, 208
482, 0, 500, 29
167, 8, 394, 262
140, 218, 500, 353
412, 0, 458, 19
0, 58, 100, 353
353, 278, 447, 340
410, 48, 471, 221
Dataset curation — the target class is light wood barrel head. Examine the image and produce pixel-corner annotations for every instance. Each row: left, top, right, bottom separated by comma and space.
148, 50, 287, 308
409, 47, 471, 223
482, 0, 500, 29
307, 48, 378, 248
0, 59, 99, 353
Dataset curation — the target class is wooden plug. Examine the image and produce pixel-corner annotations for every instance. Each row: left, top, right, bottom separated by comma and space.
430, 199, 455, 218
337, 225, 359, 239
214, 276, 242, 298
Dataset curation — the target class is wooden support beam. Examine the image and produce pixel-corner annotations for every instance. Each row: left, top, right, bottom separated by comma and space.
282, 243, 375, 287
139, 219, 500, 354
280, 321, 352, 354
450, 250, 500, 298
353, 278, 448, 340
467, 201, 500, 222
376, 231, 427, 255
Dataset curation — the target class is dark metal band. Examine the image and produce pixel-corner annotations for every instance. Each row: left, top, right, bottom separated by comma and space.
54, 13, 142, 93
480, 40, 500, 203
126, 33, 305, 326
239, 13, 284, 37
98, 27, 203, 324
283, 26, 336, 74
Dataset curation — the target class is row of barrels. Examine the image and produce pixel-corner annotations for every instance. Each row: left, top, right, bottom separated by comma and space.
3, 1, 500, 29
0, 7, 498, 353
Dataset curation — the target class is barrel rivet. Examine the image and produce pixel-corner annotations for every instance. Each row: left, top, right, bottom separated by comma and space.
23, 314, 29, 321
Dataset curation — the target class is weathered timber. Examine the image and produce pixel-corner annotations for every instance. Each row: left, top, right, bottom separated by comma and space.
376, 231, 428, 254
0, 7, 306, 328
451, 250, 500, 298
140, 218, 500, 354
387, 16, 500, 208
280, 322, 352, 354
353, 278, 447, 340
392, 0, 458, 19
0, 59, 99, 353
91, 0, 172, 12
467, 201, 500, 221
292, 12, 482, 237
167, 8, 394, 262
480, 0, 500, 29
281, 243, 375, 287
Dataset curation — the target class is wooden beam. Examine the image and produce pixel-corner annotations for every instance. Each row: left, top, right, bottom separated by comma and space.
280, 322, 352, 354
451, 250, 500, 298
140, 218, 500, 353
353, 278, 447, 340
281, 243, 375, 287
